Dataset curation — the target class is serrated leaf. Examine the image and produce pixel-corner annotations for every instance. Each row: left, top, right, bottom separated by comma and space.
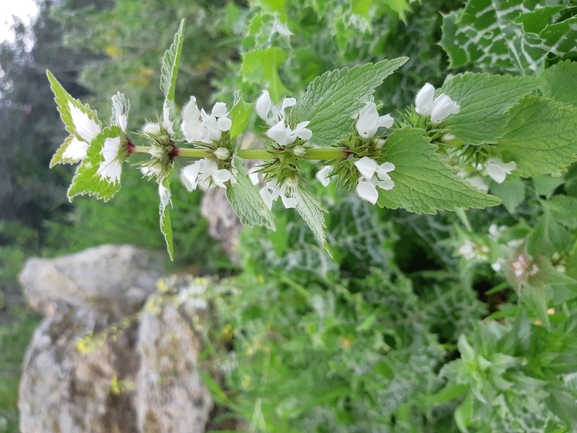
545, 195, 577, 229
110, 91, 130, 129
498, 97, 577, 177
160, 19, 185, 102
229, 97, 253, 139
226, 158, 276, 230
50, 135, 77, 168
292, 186, 328, 250
489, 176, 525, 214
292, 58, 407, 146
540, 60, 577, 108
159, 174, 174, 261
46, 70, 102, 166
441, 73, 542, 144
241, 47, 287, 102
441, 0, 577, 74
67, 126, 125, 202
376, 128, 501, 213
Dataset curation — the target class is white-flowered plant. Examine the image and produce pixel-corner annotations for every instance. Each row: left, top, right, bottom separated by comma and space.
485, 157, 517, 184
260, 179, 298, 210
355, 102, 394, 139
256, 90, 312, 146
181, 159, 234, 191
354, 156, 395, 205
181, 97, 232, 144
415, 83, 460, 124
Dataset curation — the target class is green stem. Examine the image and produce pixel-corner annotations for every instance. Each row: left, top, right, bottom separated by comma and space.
304, 147, 348, 160
176, 148, 212, 158
132, 145, 150, 153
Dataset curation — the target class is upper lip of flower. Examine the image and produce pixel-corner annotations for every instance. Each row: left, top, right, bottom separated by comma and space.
355, 102, 394, 139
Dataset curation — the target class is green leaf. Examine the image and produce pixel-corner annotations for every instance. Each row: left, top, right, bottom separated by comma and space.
228, 96, 253, 139
67, 126, 125, 202
46, 70, 102, 166
541, 60, 577, 108
159, 173, 174, 261
533, 175, 564, 196
545, 195, 577, 229
292, 58, 408, 146
226, 158, 276, 230
528, 209, 572, 258
441, 0, 577, 74
489, 176, 525, 214
351, 0, 372, 21
454, 393, 473, 433
441, 73, 542, 144
259, 0, 287, 22
376, 128, 501, 213
241, 47, 287, 103
546, 391, 577, 431
160, 19, 185, 102
292, 186, 328, 250
498, 97, 577, 177
427, 383, 469, 404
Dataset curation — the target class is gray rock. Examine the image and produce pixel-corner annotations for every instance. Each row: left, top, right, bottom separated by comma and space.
19, 244, 165, 317
18, 245, 213, 433
18, 305, 140, 433
136, 296, 213, 433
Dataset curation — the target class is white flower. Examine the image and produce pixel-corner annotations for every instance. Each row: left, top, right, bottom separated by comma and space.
266, 120, 312, 146
181, 97, 232, 144
162, 101, 175, 135
355, 102, 394, 139
63, 102, 101, 162
259, 179, 297, 210
415, 83, 435, 115
256, 90, 296, 127
466, 176, 489, 192
414, 83, 460, 124
354, 156, 395, 205
511, 254, 539, 278
256, 90, 312, 146
430, 95, 460, 124
485, 157, 516, 184
459, 240, 477, 260
248, 165, 262, 185
97, 136, 123, 182
181, 159, 232, 191
316, 166, 332, 187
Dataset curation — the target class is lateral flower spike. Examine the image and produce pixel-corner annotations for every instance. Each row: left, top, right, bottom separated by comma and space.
415, 82, 460, 124
355, 102, 394, 139
354, 156, 395, 205
485, 157, 517, 184
256, 90, 312, 146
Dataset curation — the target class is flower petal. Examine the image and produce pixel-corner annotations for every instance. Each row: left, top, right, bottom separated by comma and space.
430, 94, 460, 124
266, 121, 293, 146
97, 136, 123, 182
181, 97, 203, 142
217, 116, 232, 131
354, 156, 378, 180
212, 102, 228, 118
260, 186, 274, 210
180, 161, 202, 192
415, 83, 435, 116
281, 195, 297, 209
356, 179, 378, 205
355, 102, 379, 139
316, 166, 332, 187
256, 91, 272, 122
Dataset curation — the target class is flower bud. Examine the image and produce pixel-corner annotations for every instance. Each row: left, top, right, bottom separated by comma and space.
415, 83, 435, 115
293, 145, 306, 157
214, 147, 230, 161
142, 122, 161, 136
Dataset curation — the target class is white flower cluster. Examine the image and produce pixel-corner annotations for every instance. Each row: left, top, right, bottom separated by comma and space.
415, 83, 460, 124
317, 102, 396, 205
178, 98, 235, 191
256, 90, 312, 146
